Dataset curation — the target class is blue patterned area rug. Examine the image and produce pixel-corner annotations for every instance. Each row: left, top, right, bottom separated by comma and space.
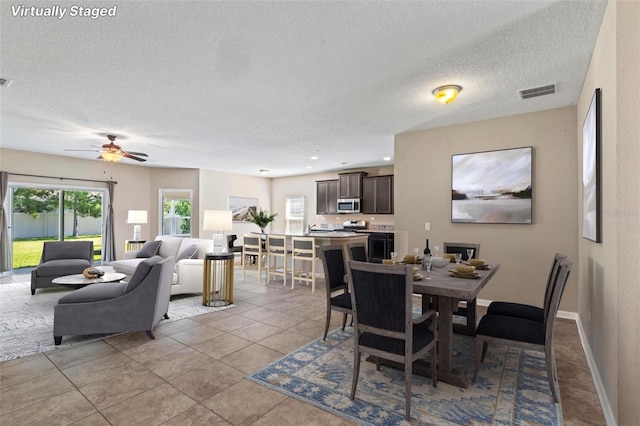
248, 327, 563, 425
0, 281, 233, 362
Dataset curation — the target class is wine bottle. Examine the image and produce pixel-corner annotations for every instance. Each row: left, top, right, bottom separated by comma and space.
423, 239, 431, 256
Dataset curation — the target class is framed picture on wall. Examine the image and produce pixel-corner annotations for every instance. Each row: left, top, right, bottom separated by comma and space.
228, 196, 258, 222
451, 146, 532, 224
582, 88, 601, 242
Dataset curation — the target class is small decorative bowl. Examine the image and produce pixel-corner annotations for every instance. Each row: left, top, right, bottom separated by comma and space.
468, 259, 486, 267
455, 264, 476, 274
431, 257, 450, 268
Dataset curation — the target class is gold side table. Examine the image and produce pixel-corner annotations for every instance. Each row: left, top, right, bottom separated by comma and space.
202, 253, 234, 306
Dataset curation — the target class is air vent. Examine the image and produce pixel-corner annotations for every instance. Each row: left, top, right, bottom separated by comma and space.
519, 84, 555, 100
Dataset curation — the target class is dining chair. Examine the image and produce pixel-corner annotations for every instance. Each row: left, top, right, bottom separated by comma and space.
442, 241, 481, 335
226, 234, 243, 264
266, 235, 290, 287
347, 241, 368, 262
242, 234, 264, 283
473, 258, 573, 403
486, 253, 567, 323
291, 236, 317, 292
347, 260, 438, 421
318, 245, 352, 340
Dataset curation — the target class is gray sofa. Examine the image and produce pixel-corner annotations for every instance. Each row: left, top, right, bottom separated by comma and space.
111, 235, 212, 295
31, 241, 94, 295
53, 256, 175, 345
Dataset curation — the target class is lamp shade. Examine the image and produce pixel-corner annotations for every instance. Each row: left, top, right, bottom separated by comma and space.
203, 210, 233, 231
127, 210, 148, 224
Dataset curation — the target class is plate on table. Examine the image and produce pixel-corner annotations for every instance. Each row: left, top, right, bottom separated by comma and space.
463, 263, 490, 270
448, 270, 480, 279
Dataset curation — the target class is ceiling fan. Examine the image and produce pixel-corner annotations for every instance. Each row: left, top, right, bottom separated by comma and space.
65, 134, 148, 162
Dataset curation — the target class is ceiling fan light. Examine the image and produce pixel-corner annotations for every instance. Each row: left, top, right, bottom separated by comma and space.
433, 85, 462, 104
101, 151, 124, 162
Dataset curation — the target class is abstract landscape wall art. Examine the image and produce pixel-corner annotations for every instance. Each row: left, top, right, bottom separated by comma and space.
452, 147, 532, 224
228, 196, 258, 222
582, 88, 601, 242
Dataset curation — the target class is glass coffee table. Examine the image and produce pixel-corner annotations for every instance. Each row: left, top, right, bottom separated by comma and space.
52, 272, 127, 289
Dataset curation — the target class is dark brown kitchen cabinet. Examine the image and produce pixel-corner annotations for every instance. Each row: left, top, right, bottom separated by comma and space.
316, 179, 338, 214
362, 175, 394, 214
338, 172, 367, 199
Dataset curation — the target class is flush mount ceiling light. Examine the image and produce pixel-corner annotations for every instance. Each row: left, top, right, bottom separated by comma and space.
433, 85, 462, 104
259, 169, 269, 175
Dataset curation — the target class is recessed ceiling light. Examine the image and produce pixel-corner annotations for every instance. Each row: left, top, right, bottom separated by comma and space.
259, 169, 268, 175
310, 156, 318, 160
306, 166, 312, 169
383, 157, 391, 161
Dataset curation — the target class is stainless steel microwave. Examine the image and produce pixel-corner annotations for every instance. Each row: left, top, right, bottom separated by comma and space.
337, 198, 361, 214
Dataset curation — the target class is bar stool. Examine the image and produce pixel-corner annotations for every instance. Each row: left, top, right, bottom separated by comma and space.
291, 236, 317, 292
266, 235, 290, 286
242, 234, 265, 283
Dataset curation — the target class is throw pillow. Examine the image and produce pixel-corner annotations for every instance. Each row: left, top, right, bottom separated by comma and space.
177, 244, 199, 261
136, 240, 162, 258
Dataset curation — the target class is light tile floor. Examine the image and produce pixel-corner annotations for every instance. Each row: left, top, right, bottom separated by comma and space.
0, 268, 605, 425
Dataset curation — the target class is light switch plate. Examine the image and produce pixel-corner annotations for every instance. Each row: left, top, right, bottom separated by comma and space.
425, 222, 431, 231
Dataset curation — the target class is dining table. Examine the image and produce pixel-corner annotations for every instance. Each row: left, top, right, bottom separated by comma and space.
374, 261, 500, 389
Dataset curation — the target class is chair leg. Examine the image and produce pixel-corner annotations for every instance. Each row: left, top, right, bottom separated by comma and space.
481, 341, 489, 362
164, 313, 169, 320
323, 308, 331, 340
54, 336, 62, 345
350, 348, 361, 400
341, 312, 347, 330
405, 357, 412, 421
546, 345, 561, 403
146, 330, 155, 340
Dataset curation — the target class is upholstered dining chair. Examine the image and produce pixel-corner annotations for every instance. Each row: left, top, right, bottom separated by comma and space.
318, 245, 352, 340
347, 241, 368, 262
347, 260, 438, 421
486, 253, 567, 323
442, 241, 481, 336
227, 234, 243, 263
473, 258, 573, 403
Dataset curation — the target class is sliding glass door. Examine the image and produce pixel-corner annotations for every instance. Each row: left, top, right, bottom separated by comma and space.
9, 184, 105, 271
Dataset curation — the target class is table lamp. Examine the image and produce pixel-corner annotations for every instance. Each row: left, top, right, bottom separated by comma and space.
203, 210, 233, 253
127, 210, 147, 240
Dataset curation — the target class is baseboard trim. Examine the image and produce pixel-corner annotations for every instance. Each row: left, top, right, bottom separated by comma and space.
575, 316, 617, 426
476, 298, 616, 425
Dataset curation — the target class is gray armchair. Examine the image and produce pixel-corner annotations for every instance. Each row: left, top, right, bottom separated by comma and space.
31, 241, 94, 295
53, 256, 175, 345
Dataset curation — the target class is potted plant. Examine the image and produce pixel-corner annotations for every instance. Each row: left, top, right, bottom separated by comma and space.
248, 208, 278, 233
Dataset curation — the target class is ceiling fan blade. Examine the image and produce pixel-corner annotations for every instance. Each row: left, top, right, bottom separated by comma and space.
123, 152, 147, 162
125, 151, 148, 157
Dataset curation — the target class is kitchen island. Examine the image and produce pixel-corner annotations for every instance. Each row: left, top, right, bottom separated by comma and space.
259, 231, 369, 256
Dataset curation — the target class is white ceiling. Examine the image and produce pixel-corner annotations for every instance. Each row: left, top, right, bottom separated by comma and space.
1, 1, 607, 178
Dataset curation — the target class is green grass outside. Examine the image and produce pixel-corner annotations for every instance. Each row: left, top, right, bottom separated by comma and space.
12, 235, 103, 269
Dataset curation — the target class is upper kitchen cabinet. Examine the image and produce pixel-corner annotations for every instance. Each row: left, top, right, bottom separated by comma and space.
338, 172, 367, 199
362, 175, 394, 214
316, 179, 338, 214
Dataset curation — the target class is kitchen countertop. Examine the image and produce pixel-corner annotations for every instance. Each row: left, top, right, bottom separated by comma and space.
256, 231, 365, 239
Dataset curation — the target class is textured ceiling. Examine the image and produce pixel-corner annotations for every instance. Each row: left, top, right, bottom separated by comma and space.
0, 1, 607, 177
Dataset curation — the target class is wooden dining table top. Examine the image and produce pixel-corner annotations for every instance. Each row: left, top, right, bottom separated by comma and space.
412, 262, 500, 300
